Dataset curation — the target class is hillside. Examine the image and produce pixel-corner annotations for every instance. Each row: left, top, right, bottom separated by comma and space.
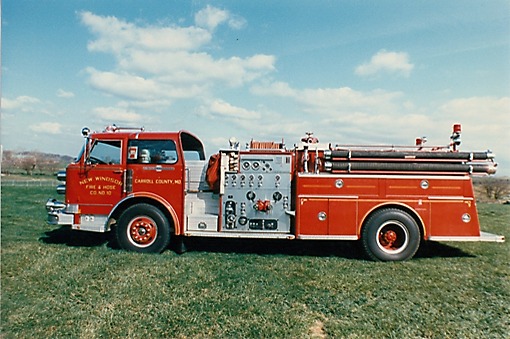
1, 150, 73, 176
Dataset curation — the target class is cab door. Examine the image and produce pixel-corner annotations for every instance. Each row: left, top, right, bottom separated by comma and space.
125, 139, 184, 218
75, 139, 125, 215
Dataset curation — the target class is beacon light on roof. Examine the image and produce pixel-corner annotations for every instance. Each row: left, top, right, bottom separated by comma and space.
81, 127, 90, 137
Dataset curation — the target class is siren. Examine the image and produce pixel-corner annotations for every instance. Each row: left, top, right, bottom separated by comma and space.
450, 123, 462, 151
415, 136, 427, 148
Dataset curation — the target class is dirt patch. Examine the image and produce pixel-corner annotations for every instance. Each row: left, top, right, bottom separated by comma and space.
309, 319, 326, 338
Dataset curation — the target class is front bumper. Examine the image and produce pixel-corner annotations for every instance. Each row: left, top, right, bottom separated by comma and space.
45, 198, 73, 226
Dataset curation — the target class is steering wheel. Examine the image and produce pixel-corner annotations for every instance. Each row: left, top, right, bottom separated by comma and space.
89, 156, 107, 165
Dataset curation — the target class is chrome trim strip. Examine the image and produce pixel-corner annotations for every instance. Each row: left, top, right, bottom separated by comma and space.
427, 196, 473, 200
297, 235, 358, 240
429, 232, 505, 243
184, 231, 295, 240
297, 173, 470, 180
298, 195, 359, 199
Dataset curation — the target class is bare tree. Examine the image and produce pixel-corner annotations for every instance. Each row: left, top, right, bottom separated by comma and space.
493, 179, 510, 200
480, 177, 510, 200
2, 150, 71, 176
36, 154, 61, 174
1, 150, 16, 174
20, 156, 37, 175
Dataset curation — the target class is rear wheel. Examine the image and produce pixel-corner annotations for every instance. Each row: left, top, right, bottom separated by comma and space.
116, 203, 171, 253
361, 208, 420, 261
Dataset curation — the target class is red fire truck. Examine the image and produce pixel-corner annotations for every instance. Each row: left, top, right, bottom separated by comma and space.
46, 124, 504, 261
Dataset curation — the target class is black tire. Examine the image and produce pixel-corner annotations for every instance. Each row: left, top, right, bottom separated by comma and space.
361, 208, 421, 261
116, 203, 171, 253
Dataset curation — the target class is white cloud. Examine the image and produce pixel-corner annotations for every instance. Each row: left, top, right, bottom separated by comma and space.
2, 95, 40, 111
93, 106, 143, 123
79, 10, 275, 106
297, 87, 403, 115
228, 15, 247, 30
86, 67, 210, 103
29, 122, 62, 134
440, 96, 510, 119
251, 81, 295, 97
209, 99, 261, 120
252, 81, 403, 116
195, 5, 229, 31
355, 50, 414, 77
1, 95, 57, 120
209, 136, 230, 149
57, 89, 75, 98
86, 68, 166, 101
194, 5, 246, 31
439, 96, 510, 149
118, 50, 274, 87
80, 11, 212, 53
117, 99, 172, 110
251, 81, 418, 145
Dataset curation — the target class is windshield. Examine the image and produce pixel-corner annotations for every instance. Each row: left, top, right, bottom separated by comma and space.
88, 140, 122, 164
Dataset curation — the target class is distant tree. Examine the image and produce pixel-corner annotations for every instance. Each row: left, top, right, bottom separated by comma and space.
2, 150, 71, 176
2, 150, 13, 161
20, 156, 37, 175
493, 179, 510, 200
35, 153, 61, 174
481, 177, 510, 200
1, 150, 16, 174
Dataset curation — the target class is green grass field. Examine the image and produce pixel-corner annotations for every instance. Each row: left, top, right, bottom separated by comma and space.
1, 185, 509, 338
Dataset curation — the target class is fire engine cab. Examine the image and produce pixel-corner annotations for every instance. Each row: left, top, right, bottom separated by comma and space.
46, 124, 504, 261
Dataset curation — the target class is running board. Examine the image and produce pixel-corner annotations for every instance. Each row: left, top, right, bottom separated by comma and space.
184, 231, 295, 240
429, 231, 505, 243
297, 235, 358, 240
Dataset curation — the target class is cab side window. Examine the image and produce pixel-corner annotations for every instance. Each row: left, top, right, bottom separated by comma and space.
89, 140, 121, 164
127, 140, 178, 164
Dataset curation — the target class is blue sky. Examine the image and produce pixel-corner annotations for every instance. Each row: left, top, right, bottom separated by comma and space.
2, 1, 509, 175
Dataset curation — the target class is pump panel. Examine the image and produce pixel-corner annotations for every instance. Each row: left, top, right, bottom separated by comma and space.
222, 153, 292, 233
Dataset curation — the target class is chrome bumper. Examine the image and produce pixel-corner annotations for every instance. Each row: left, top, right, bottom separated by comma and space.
45, 198, 73, 225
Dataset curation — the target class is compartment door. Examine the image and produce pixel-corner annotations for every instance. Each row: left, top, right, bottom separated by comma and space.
297, 198, 328, 235
328, 199, 358, 236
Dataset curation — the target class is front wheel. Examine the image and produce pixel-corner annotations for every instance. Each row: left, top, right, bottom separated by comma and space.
361, 208, 421, 261
116, 203, 171, 253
